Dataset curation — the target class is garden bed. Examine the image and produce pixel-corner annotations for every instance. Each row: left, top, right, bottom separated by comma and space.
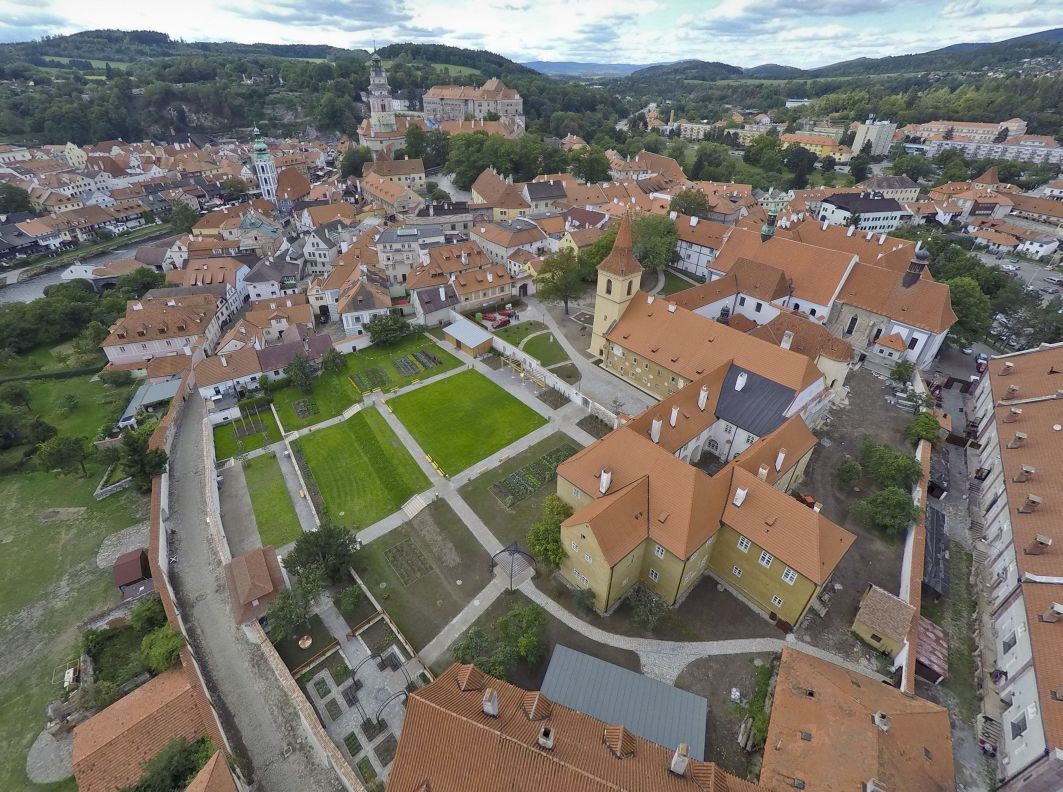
375, 733, 399, 767
577, 414, 613, 439
356, 756, 376, 783
213, 408, 281, 459
489, 445, 579, 507
346, 334, 460, 394
359, 619, 400, 658
343, 732, 362, 756
270, 614, 337, 673
362, 718, 388, 741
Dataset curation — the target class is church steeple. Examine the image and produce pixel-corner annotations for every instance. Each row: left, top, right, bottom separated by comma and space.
251, 125, 277, 204
368, 52, 396, 134
590, 214, 644, 358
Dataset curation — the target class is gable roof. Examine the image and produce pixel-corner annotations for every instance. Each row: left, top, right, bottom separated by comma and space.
183, 751, 237, 792
275, 167, 311, 202
760, 648, 955, 792
223, 546, 285, 623
597, 214, 643, 277
749, 313, 853, 364
855, 584, 916, 646
835, 262, 956, 334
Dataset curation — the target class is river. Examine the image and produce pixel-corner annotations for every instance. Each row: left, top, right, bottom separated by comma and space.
0, 240, 164, 304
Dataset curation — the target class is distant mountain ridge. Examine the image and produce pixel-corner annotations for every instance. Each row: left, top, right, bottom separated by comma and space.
521, 61, 662, 76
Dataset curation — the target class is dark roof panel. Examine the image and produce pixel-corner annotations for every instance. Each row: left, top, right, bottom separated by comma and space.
715, 365, 795, 437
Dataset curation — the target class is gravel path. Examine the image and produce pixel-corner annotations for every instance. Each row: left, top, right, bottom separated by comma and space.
95, 521, 149, 568
25, 730, 72, 784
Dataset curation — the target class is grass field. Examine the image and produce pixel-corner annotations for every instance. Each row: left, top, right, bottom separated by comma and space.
521, 333, 570, 367
660, 270, 698, 296
346, 334, 460, 394
242, 454, 303, 548
459, 433, 581, 548
382, 59, 481, 76
0, 457, 146, 792
213, 409, 282, 459
493, 321, 545, 346
272, 368, 361, 432
28, 375, 132, 440
271, 614, 337, 672
0, 341, 101, 379
296, 406, 430, 529
352, 500, 491, 650
389, 370, 547, 475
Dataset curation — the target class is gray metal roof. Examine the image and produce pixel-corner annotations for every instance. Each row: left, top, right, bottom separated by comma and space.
714, 364, 795, 437
923, 505, 949, 597
119, 378, 182, 425
443, 319, 492, 349
376, 225, 444, 244
540, 644, 708, 760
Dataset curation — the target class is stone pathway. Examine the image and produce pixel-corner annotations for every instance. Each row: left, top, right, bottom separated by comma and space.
418, 577, 508, 666
25, 729, 72, 784
219, 460, 261, 557
517, 329, 550, 350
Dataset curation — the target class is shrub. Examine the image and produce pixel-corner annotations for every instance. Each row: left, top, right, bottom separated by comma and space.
835, 457, 862, 487
850, 487, 921, 537
858, 438, 923, 489
140, 624, 184, 674
129, 595, 167, 633
100, 370, 134, 388
906, 412, 941, 445
629, 584, 666, 630
527, 495, 571, 568
890, 359, 915, 383
120, 736, 214, 792
339, 584, 364, 615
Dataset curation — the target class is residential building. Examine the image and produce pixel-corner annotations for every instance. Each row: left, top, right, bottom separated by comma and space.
852, 583, 917, 657
851, 118, 898, 157
673, 214, 733, 280
295, 201, 359, 233
677, 120, 718, 141
361, 171, 423, 215
818, 191, 906, 232
761, 647, 955, 792
222, 546, 285, 624
780, 133, 849, 161
903, 118, 1027, 142
388, 662, 767, 790
1044, 179, 1063, 201
966, 218, 1060, 260
1009, 194, 1063, 227
102, 293, 223, 366
470, 218, 548, 267
244, 253, 301, 300
363, 157, 426, 193
408, 201, 474, 234
857, 174, 920, 204
926, 135, 1062, 165
452, 264, 515, 313
422, 79, 524, 126
194, 333, 332, 399
967, 343, 1063, 790
375, 224, 445, 284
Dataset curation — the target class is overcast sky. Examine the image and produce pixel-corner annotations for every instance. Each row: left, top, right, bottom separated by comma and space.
0, 0, 1060, 68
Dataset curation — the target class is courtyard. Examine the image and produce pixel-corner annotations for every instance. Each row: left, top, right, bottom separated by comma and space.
521, 332, 570, 367
213, 406, 281, 460
345, 333, 460, 394
351, 500, 492, 650
388, 369, 547, 475
272, 367, 362, 431
295, 406, 430, 529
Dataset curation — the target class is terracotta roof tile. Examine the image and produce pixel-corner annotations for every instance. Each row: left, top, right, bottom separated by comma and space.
855, 584, 916, 645
597, 214, 643, 277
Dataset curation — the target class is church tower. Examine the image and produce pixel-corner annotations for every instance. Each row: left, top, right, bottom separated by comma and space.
368, 53, 397, 134
590, 214, 644, 358
252, 126, 277, 204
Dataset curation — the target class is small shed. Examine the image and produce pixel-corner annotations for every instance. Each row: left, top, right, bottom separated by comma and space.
922, 505, 950, 601
442, 319, 494, 356
223, 546, 286, 624
112, 549, 153, 599
916, 615, 950, 684
852, 584, 916, 658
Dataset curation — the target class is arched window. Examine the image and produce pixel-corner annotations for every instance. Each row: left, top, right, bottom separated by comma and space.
605, 279, 613, 295
626, 280, 633, 296
809, 308, 817, 317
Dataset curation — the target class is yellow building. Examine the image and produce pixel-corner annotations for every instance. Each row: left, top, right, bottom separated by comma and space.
589, 214, 643, 359
852, 583, 916, 657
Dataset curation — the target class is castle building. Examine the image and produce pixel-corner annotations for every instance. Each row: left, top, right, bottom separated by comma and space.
251, 127, 277, 204
356, 53, 429, 160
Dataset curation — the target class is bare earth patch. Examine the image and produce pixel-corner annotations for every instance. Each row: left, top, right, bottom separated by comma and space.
96, 521, 150, 569
39, 507, 86, 523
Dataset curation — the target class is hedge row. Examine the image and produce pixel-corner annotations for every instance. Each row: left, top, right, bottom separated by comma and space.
0, 363, 104, 384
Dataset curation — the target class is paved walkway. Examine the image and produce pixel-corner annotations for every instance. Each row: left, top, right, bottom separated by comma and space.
275, 445, 319, 532
418, 577, 507, 666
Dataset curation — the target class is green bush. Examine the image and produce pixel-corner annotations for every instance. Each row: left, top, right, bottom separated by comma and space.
140, 624, 184, 674
858, 438, 923, 490
129, 595, 167, 633
851, 487, 921, 537
629, 584, 666, 630
835, 457, 862, 487
906, 412, 941, 445
890, 360, 915, 383
118, 736, 214, 792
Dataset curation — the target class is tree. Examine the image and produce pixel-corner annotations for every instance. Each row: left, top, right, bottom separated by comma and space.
994, 126, 1010, 143
120, 736, 214, 792
783, 145, 817, 189
889, 154, 933, 183
339, 146, 372, 179
0, 183, 32, 214
890, 359, 915, 383
821, 155, 837, 172
743, 134, 784, 172
629, 584, 666, 630
849, 154, 871, 183
906, 412, 941, 445
632, 213, 679, 271
569, 147, 610, 183
284, 519, 355, 585
835, 457, 862, 487
283, 353, 315, 395
120, 426, 168, 492
265, 585, 314, 642
140, 624, 183, 674
858, 438, 924, 489
321, 347, 345, 374
167, 200, 198, 234
527, 495, 571, 568
130, 595, 167, 634
220, 176, 249, 198
535, 249, 586, 315
0, 381, 30, 407
851, 487, 921, 537
945, 276, 992, 343
364, 314, 409, 346
669, 188, 710, 218
116, 267, 165, 298
37, 435, 88, 475
453, 602, 546, 680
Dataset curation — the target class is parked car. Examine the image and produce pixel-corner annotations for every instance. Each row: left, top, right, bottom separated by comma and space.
491, 317, 511, 330
498, 308, 515, 318
1040, 286, 1060, 295
1001, 264, 1020, 272
1010, 256, 1020, 263
480, 312, 497, 322
976, 353, 989, 374
961, 347, 974, 355
1044, 276, 1063, 285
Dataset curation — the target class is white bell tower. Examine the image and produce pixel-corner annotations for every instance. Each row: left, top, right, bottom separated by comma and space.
252, 126, 277, 204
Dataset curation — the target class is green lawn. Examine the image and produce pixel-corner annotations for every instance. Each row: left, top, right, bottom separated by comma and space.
214, 409, 282, 459
270, 614, 337, 673
28, 375, 132, 440
242, 454, 303, 548
0, 341, 101, 379
0, 456, 146, 792
521, 333, 570, 367
296, 406, 430, 529
459, 433, 581, 548
346, 334, 460, 394
493, 321, 545, 346
389, 370, 547, 475
660, 270, 697, 296
382, 59, 481, 77
352, 500, 492, 650
272, 367, 361, 432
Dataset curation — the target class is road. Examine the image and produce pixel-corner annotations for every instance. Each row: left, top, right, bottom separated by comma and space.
168, 399, 343, 792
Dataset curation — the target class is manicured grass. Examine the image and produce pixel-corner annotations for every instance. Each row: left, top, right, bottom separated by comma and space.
551, 363, 581, 384
389, 370, 547, 475
346, 333, 460, 394
296, 406, 430, 529
270, 614, 338, 672
352, 501, 492, 650
493, 321, 545, 346
660, 269, 697, 295
459, 433, 581, 548
522, 333, 570, 367
242, 454, 303, 548
272, 367, 361, 432
28, 375, 132, 440
326, 650, 351, 686
213, 409, 281, 459
0, 456, 146, 792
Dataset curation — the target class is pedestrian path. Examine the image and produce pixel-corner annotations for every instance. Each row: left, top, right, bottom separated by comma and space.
418, 577, 508, 666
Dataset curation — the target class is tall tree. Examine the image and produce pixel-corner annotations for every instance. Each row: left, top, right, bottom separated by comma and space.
284, 353, 315, 394
783, 145, 817, 189
527, 495, 572, 568
534, 249, 586, 315
167, 200, 199, 234
120, 425, 168, 492
340, 146, 373, 179
945, 276, 992, 343
364, 315, 409, 346
0, 183, 32, 214
669, 188, 710, 218
284, 519, 356, 585
631, 213, 679, 271
37, 435, 88, 475
569, 147, 610, 183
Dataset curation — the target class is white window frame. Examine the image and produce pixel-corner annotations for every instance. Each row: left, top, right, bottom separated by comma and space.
570, 541, 579, 553
583, 552, 593, 564
649, 568, 659, 582
782, 566, 797, 585
732, 565, 743, 578
759, 550, 774, 568
654, 545, 665, 558
738, 536, 751, 552
771, 595, 784, 608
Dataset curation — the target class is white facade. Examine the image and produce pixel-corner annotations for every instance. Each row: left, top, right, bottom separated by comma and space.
927, 138, 1063, 166
818, 200, 904, 233
852, 120, 897, 157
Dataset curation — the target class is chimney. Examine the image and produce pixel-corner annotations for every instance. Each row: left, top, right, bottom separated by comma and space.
1001, 361, 1014, 375
599, 468, 613, 495
1003, 407, 1022, 423
821, 219, 829, 231
538, 725, 555, 750
813, 502, 823, 513
846, 225, 855, 237
758, 464, 770, 481
1025, 534, 1052, 555
647, 294, 656, 304
1040, 602, 1063, 623
1007, 384, 1019, 398
775, 448, 787, 472
733, 487, 748, 507
689, 216, 699, 227
698, 385, 709, 411
878, 233, 886, 245
482, 688, 499, 717
872, 712, 890, 732
780, 330, 794, 350
220, 355, 228, 367
735, 372, 747, 391
1007, 432, 1027, 448
650, 417, 663, 444
669, 405, 679, 427
1019, 494, 1043, 513
670, 743, 690, 776
438, 286, 446, 302
461, 250, 468, 266
1014, 464, 1036, 483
